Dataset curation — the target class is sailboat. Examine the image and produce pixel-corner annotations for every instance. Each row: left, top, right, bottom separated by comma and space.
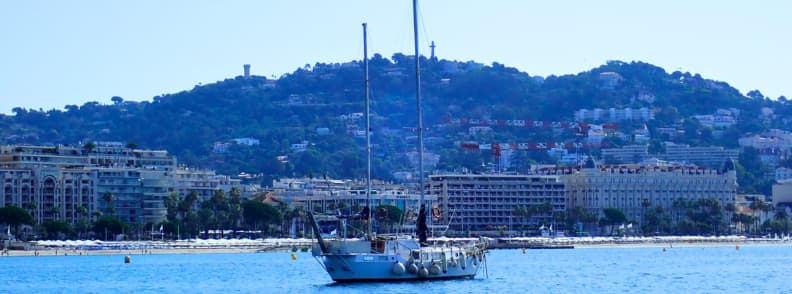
308, 0, 488, 282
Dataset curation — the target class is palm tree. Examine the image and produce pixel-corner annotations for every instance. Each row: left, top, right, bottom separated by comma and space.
102, 193, 115, 216
725, 203, 736, 234
512, 206, 527, 233
749, 199, 770, 234
774, 209, 789, 235
671, 198, 686, 228
640, 198, 651, 233
761, 202, 773, 234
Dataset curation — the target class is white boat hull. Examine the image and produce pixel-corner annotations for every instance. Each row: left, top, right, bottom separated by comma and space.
319, 253, 480, 281
313, 239, 485, 282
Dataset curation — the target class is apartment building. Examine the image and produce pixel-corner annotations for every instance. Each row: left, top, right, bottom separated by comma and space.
662, 142, 739, 169
426, 173, 565, 234
0, 143, 181, 225
176, 167, 244, 202
574, 107, 653, 123
600, 144, 649, 164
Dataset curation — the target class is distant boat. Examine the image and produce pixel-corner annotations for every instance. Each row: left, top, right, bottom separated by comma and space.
308, 0, 488, 282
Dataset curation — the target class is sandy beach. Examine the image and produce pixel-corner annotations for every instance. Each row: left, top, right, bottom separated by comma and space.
3, 236, 791, 257
1, 247, 266, 257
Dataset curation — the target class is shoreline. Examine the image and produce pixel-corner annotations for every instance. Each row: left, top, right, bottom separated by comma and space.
3, 236, 791, 257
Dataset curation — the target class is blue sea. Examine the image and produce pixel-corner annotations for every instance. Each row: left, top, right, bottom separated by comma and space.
1, 245, 790, 293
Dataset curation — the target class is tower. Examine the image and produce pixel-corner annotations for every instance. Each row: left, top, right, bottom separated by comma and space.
243, 64, 250, 78
430, 41, 436, 60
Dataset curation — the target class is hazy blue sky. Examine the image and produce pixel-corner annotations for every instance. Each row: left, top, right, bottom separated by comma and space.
1, 0, 789, 114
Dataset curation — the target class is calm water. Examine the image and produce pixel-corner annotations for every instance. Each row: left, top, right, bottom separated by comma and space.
1, 245, 791, 293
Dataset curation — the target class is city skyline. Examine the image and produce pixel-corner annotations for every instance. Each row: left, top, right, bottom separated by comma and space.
1, 0, 790, 114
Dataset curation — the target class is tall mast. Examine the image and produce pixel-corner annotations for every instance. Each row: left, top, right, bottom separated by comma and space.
413, 0, 424, 207
363, 22, 373, 239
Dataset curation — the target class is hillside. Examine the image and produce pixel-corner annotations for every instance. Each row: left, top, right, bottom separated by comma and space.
1, 55, 790, 190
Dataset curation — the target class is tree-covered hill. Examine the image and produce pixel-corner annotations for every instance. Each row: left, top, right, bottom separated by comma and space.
1, 55, 790, 187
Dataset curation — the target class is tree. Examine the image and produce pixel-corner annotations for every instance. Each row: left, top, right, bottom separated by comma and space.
83, 141, 96, 153
0, 206, 35, 237
724, 203, 736, 234
164, 192, 179, 222
749, 199, 770, 234
41, 220, 73, 240
242, 200, 282, 236
746, 89, 764, 100
640, 198, 651, 229
102, 192, 115, 216
600, 208, 627, 235
227, 188, 242, 228
374, 205, 403, 233
774, 209, 790, 234
179, 191, 200, 220
731, 213, 754, 235
111, 96, 124, 105
92, 216, 129, 240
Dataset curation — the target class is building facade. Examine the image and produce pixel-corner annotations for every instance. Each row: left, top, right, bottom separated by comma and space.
662, 142, 739, 169
272, 177, 433, 216
574, 107, 653, 123
540, 159, 737, 226
426, 173, 565, 235
176, 167, 244, 203
601, 144, 649, 164
0, 143, 235, 226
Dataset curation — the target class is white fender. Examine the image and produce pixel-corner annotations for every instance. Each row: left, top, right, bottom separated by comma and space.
429, 263, 442, 275
392, 262, 406, 275
440, 252, 448, 273
418, 266, 429, 278
407, 263, 418, 274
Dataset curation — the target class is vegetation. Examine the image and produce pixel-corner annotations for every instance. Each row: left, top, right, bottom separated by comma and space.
92, 216, 129, 240
0, 57, 788, 192
2, 56, 792, 239
0, 206, 34, 237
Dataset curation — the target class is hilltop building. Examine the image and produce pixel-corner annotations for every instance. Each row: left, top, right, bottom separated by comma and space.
739, 129, 792, 151
776, 167, 792, 182
574, 107, 653, 123
600, 144, 649, 164
661, 142, 739, 169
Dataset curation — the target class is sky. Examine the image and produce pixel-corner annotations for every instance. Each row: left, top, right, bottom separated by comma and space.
0, 0, 789, 114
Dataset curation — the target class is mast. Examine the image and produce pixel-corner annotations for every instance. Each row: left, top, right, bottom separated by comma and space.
363, 22, 373, 239
413, 0, 423, 206
413, 0, 429, 246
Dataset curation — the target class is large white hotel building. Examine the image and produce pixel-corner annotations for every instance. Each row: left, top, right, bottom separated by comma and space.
540, 158, 737, 223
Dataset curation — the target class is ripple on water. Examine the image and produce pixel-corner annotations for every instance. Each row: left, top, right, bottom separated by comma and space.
1, 246, 791, 293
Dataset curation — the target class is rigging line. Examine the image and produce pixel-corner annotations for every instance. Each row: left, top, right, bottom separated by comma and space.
417, 1, 432, 51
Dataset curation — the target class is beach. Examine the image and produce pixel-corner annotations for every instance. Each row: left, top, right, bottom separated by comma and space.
3, 235, 792, 257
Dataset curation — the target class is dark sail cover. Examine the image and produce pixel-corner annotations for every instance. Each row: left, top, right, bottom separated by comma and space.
417, 204, 428, 246
359, 206, 370, 220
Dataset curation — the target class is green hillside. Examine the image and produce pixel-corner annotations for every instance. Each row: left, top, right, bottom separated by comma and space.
1, 55, 790, 191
